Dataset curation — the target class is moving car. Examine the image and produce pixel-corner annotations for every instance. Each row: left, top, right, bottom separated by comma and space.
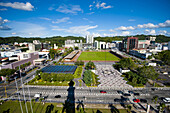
100, 91, 107, 93
134, 93, 140, 96
140, 99, 147, 103
124, 93, 131, 96
55, 95, 61, 98
34, 93, 42, 98
133, 99, 140, 103
163, 98, 170, 102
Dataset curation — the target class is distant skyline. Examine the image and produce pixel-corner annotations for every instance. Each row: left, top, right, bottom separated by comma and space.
0, 0, 170, 37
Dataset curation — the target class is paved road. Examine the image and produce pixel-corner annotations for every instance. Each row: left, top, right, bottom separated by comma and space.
8, 86, 170, 105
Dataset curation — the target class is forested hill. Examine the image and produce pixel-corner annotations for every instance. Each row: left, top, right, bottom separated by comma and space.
0, 35, 169, 46
0, 36, 86, 47
94, 35, 170, 43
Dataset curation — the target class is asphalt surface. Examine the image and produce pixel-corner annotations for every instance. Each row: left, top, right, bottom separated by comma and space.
8, 86, 170, 105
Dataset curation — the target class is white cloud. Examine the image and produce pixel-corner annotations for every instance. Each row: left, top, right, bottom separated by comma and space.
0, 17, 11, 30
109, 29, 116, 32
116, 26, 135, 30
11, 32, 16, 35
87, 12, 95, 15
121, 31, 130, 36
100, 2, 112, 9
9, 21, 47, 37
56, 4, 83, 14
158, 30, 167, 35
52, 25, 98, 35
52, 17, 70, 24
158, 20, 170, 28
89, 5, 93, 7
0, 8, 7, 11
91, 1, 112, 10
103, 33, 116, 37
137, 23, 158, 29
128, 19, 136, 21
82, 18, 93, 23
0, 2, 34, 11
97, 29, 106, 32
39, 17, 51, 21
115, 20, 170, 32
145, 29, 156, 34
92, 33, 101, 37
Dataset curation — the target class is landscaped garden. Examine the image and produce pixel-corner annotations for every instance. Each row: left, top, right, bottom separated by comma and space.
28, 65, 83, 86
77, 51, 119, 61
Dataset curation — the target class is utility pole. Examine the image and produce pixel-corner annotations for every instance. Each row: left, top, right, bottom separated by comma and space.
15, 77, 23, 113
19, 66, 28, 113
27, 81, 33, 113
4, 86, 7, 98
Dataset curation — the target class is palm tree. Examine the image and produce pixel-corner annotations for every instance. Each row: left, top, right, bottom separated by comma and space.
152, 95, 158, 104
158, 103, 166, 113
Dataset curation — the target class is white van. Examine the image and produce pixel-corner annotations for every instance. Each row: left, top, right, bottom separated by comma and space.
34, 93, 42, 98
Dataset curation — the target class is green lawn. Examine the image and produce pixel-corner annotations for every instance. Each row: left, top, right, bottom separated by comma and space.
77, 52, 119, 61
0, 101, 128, 113
28, 80, 71, 86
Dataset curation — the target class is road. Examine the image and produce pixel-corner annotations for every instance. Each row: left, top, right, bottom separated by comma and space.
8, 86, 170, 105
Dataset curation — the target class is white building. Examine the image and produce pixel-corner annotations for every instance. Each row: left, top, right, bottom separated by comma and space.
1, 49, 22, 57
94, 40, 109, 50
64, 40, 82, 49
33, 40, 41, 44
86, 35, 94, 44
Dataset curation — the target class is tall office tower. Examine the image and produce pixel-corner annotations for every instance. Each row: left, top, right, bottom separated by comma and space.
86, 35, 94, 44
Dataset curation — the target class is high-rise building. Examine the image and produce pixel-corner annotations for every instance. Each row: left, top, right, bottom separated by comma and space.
86, 35, 94, 44
122, 37, 138, 52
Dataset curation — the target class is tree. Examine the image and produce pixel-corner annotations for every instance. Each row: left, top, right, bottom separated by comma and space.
83, 70, 92, 86
85, 61, 95, 70
0, 68, 16, 77
75, 46, 79, 50
157, 103, 166, 112
137, 66, 158, 80
119, 58, 135, 69
152, 95, 158, 104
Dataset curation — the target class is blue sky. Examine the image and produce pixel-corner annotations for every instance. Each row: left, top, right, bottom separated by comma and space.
0, 0, 170, 37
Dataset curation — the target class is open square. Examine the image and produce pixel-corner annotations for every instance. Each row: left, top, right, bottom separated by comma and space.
77, 51, 120, 61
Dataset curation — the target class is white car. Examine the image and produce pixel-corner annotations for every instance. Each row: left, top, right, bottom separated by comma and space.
163, 98, 170, 102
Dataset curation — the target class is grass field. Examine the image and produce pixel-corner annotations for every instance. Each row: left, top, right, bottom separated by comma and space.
0, 101, 128, 113
77, 52, 119, 61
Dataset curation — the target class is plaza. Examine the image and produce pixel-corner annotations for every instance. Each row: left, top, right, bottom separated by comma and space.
95, 65, 133, 88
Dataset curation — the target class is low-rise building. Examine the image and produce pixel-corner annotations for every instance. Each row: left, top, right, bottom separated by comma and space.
0, 51, 39, 70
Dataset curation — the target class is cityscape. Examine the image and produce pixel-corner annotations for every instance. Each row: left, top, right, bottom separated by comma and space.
0, 0, 170, 113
